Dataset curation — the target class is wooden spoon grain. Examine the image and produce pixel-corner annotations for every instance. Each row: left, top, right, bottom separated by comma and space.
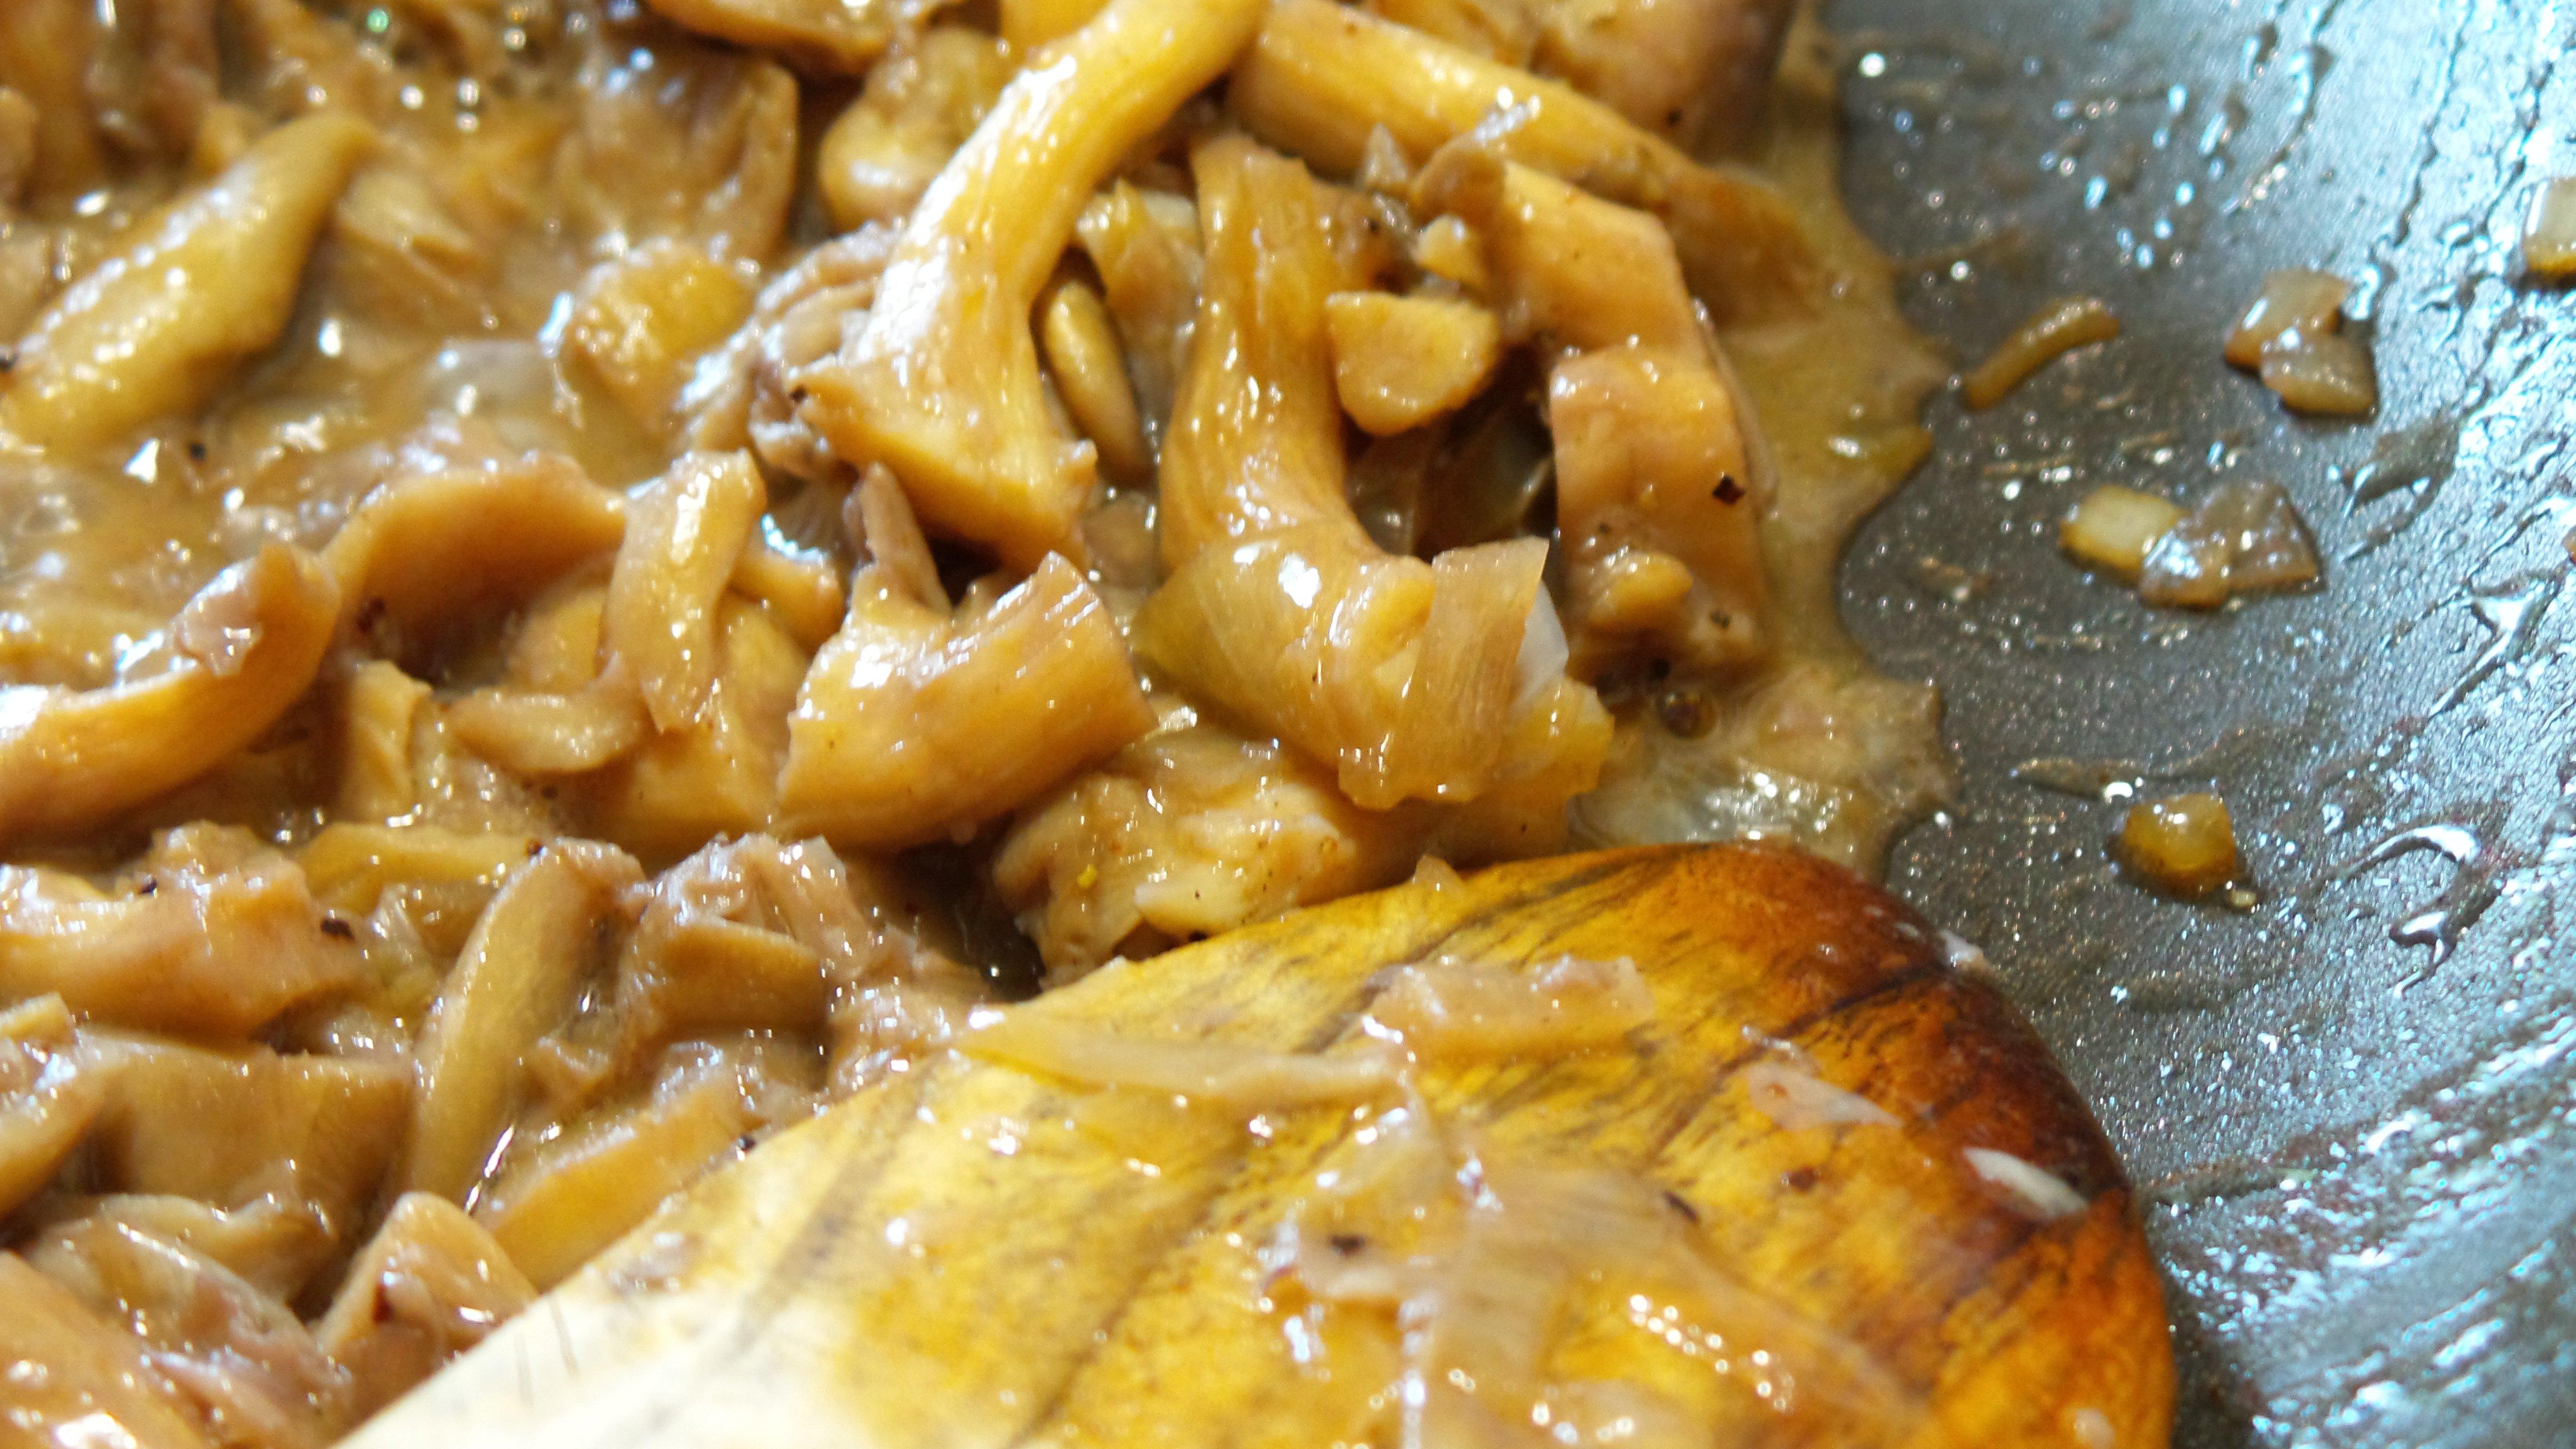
346, 844, 2172, 1448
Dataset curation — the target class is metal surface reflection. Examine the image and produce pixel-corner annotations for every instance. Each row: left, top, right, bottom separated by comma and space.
1827, 0, 2576, 1441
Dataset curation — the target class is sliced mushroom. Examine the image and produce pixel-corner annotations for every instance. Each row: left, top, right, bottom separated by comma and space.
404, 842, 646, 1201
1425, 154, 1773, 680
320, 456, 626, 648
82, 1029, 410, 1234
643, 0, 896, 74
994, 725, 1428, 980
778, 473, 1154, 849
0, 545, 337, 846
799, 0, 1268, 569
25, 1210, 354, 1443
476, 1071, 754, 1290
579, 598, 811, 861
816, 25, 1016, 230
317, 1193, 536, 1420
0, 110, 373, 449
1528, 0, 1794, 153
335, 660, 433, 823
1134, 138, 1610, 811
0, 1253, 214, 1449
1229, 0, 1814, 321
564, 240, 758, 428
0, 994, 101, 1218
445, 660, 653, 778
605, 452, 767, 733
1074, 184, 1203, 447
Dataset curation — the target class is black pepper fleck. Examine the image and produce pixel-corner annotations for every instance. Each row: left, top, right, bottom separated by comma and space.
1712, 473, 1744, 505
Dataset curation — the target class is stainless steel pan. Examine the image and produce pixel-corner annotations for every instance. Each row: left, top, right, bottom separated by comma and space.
1825, 0, 2576, 1441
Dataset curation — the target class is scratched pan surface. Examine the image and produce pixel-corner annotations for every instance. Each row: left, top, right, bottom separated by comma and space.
1821, 1, 2576, 1443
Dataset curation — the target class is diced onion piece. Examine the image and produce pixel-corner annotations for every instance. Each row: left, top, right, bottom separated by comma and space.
2138, 478, 2319, 608
1742, 1060, 1900, 1131
2258, 326, 2377, 416
2205, 479, 2321, 594
1959, 296, 2119, 411
2116, 793, 2240, 897
2059, 485, 2184, 581
1040, 276, 1153, 480
2224, 268, 2352, 370
962, 1010, 1398, 1108
1963, 1147, 2087, 1221
1412, 215, 1489, 292
2526, 177, 2576, 279
1324, 290, 1502, 436
1366, 954, 1652, 1060
2134, 524, 2231, 609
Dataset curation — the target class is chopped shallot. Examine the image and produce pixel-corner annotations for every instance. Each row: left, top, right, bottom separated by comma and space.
2526, 177, 2576, 278
1265, 1103, 1934, 1444
1961, 296, 2119, 410
1364, 954, 1652, 1060
1742, 1060, 1900, 1131
1963, 1147, 2088, 1221
960, 1010, 1399, 1109
2225, 269, 2375, 415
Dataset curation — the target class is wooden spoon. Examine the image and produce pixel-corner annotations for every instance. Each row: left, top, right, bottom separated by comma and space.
347, 844, 2172, 1448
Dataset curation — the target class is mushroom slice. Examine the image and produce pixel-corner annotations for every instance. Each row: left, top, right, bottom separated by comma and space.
404, 842, 646, 1201
580, 600, 801, 859
994, 724, 1428, 981
0, 1253, 212, 1449
318, 1193, 536, 1420
0, 111, 373, 449
605, 451, 767, 732
321, 456, 626, 647
1528, 0, 1794, 154
1134, 138, 1609, 811
1073, 183, 1204, 444
0, 828, 362, 1041
0, 995, 100, 1218
0, 544, 338, 846
25, 1210, 354, 1443
1428, 155, 1772, 679
642, 0, 896, 74
799, 0, 1267, 569
816, 25, 1017, 230
82, 1030, 410, 1235
1229, 0, 1813, 320
475, 1070, 755, 1291
778, 475, 1153, 850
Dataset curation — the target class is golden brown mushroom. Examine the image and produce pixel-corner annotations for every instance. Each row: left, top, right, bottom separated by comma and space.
1422, 152, 1774, 679
0, 995, 100, 1218
1134, 136, 1610, 811
0, 545, 338, 846
1230, 0, 1814, 320
318, 1193, 537, 1420
777, 473, 1154, 849
0, 111, 373, 449
404, 841, 646, 1200
320, 456, 626, 647
798, 0, 1268, 569
641, 0, 894, 74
